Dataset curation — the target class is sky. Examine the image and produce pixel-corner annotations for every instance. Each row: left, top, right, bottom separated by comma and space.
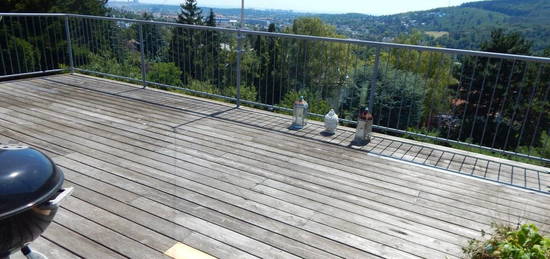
139, 0, 482, 15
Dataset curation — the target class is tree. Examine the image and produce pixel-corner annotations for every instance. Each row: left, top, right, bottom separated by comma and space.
203, 9, 221, 87
389, 31, 458, 128
0, 0, 109, 76
146, 62, 182, 88
168, 0, 203, 83
205, 8, 216, 27
345, 64, 427, 128
176, 0, 203, 25
0, 0, 108, 15
283, 17, 355, 103
139, 12, 164, 59
452, 29, 547, 151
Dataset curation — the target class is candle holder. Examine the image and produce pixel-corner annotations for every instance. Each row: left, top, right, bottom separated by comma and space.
289, 96, 308, 130
352, 106, 373, 145
323, 109, 338, 135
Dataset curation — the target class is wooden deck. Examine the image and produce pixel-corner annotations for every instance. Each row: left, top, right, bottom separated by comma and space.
1, 74, 550, 259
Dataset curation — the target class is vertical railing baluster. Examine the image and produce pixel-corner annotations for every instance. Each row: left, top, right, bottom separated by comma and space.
0, 16, 6, 75
368, 47, 381, 114
138, 23, 146, 88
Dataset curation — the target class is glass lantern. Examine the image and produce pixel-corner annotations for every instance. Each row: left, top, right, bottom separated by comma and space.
290, 96, 308, 130
353, 106, 373, 145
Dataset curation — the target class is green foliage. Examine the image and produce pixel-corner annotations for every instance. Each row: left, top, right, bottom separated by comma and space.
463, 223, 550, 259
146, 62, 182, 88
389, 32, 458, 126
346, 63, 427, 129
205, 9, 216, 27
221, 84, 257, 102
451, 29, 548, 152
82, 53, 141, 81
176, 0, 203, 25
403, 127, 443, 145
0, 0, 108, 15
183, 79, 257, 102
280, 89, 331, 116
515, 132, 550, 166
0, 35, 40, 74
317, 0, 550, 51
284, 17, 356, 100
168, 0, 219, 85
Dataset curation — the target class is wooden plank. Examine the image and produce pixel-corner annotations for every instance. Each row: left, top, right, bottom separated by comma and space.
18, 74, 550, 176
42, 222, 126, 259
9, 237, 80, 259
2, 85, 548, 236
0, 107, 488, 256
0, 107, 486, 244
2, 75, 550, 258
55, 156, 381, 258
0, 115, 406, 258
61, 170, 257, 259
0, 110, 472, 256
2, 83, 548, 228
61, 196, 176, 253
54, 208, 167, 259
0, 83, 544, 213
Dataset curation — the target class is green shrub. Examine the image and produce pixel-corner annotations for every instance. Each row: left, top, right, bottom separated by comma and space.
146, 62, 182, 87
463, 223, 550, 259
280, 89, 332, 115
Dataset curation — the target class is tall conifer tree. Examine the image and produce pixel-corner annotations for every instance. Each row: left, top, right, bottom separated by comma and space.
169, 0, 203, 82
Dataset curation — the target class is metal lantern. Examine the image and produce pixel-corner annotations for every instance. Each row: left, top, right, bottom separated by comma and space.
290, 96, 308, 130
324, 109, 339, 134
353, 106, 373, 145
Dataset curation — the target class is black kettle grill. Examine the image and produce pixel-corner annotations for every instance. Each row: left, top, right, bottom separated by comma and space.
0, 144, 73, 259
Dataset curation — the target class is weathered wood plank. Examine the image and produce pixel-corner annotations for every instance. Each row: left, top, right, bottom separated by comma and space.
0, 81, 544, 215
2, 74, 550, 259
2, 83, 548, 236
9, 237, 81, 259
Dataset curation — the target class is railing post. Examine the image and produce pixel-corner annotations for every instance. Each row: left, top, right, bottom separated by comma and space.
235, 0, 244, 108
235, 32, 243, 108
138, 23, 146, 88
368, 47, 381, 113
64, 16, 74, 73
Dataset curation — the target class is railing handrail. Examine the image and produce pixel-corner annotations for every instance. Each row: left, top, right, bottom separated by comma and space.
2, 12, 550, 64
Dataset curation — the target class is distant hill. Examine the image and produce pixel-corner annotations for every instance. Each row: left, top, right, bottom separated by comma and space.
107, 0, 550, 53
318, 0, 550, 52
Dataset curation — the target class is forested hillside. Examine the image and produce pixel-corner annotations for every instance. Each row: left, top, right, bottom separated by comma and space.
319, 0, 550, 52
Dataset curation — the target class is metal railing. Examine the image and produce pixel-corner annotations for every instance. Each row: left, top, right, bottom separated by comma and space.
1, 13, 549, 166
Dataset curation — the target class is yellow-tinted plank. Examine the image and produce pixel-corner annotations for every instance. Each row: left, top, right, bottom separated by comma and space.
164, 242, 217, 259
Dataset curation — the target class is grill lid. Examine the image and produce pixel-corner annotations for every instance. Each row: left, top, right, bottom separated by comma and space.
0, 144, 64, 220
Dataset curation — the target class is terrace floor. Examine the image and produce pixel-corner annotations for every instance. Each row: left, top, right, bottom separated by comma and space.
2, 74, 550, 259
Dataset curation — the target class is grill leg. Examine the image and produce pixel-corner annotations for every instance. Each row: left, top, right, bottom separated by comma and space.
21, 246, 47, 259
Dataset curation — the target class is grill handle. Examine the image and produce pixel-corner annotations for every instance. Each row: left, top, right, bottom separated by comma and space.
38, 187, 74, 210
